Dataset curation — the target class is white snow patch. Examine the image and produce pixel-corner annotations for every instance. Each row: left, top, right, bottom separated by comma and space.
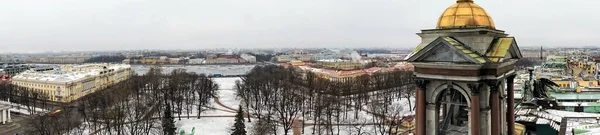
176, 117, 235, 135
213, 77, 241, 90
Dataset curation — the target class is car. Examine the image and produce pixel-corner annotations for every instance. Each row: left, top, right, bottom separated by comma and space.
49, 109, 62, 116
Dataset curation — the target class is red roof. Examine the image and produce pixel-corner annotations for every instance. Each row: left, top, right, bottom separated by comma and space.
0, 75, 11, 81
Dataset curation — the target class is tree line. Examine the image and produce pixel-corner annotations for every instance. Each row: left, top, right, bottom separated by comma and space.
236, 65, 415, 135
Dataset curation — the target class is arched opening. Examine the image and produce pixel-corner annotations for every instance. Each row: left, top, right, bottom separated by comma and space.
436, 88, 469, 134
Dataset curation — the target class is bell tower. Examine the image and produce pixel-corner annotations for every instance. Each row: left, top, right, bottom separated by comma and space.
406, 0, 522, 135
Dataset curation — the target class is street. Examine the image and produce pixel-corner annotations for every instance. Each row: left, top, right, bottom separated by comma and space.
0, 113, 29, 135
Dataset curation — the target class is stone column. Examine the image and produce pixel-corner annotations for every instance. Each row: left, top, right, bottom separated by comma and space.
7, 108, 10, 122
481, 109, 491, 135
489, 82, 500, 135
415, 80, 427, 135
426, 103, 438, 135
2, 109, 5, 124
470, 85, 481, 135
506, 75, 516, 135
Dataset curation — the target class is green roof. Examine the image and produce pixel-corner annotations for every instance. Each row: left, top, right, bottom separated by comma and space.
442, 37, 487, 63
486, 37, 514, 62
550, 92, 600, 100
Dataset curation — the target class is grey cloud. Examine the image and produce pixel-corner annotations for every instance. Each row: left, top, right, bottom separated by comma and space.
0, 0, 597, 53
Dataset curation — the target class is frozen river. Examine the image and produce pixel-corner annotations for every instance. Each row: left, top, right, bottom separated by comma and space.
131, 64, 255, 75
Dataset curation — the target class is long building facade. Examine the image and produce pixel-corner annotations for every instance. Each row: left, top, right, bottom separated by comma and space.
11, 64, 132, 102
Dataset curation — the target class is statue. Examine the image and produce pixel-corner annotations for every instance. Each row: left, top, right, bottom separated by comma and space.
532, 78, 559, 99
521, 68, 560, 109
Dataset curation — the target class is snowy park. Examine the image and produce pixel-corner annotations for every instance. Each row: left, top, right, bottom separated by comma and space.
175, 77, 415, 135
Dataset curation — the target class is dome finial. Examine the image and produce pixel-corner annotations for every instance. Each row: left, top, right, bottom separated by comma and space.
457, 0, 473, 2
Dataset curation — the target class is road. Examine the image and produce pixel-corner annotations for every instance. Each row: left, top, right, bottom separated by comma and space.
0, 113, 29, 135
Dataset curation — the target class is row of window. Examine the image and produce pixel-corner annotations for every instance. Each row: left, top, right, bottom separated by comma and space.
558, 84, 569, 88
14, 82, 60, 89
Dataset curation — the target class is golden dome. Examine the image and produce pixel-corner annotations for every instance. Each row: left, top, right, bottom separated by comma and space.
436, 0, 495, 29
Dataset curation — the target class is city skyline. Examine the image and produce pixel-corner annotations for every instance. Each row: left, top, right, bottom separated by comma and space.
0, 0, 597, 53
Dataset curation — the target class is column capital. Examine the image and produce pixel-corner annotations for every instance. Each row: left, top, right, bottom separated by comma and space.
507, 74, 517, 81
415, 79, 429, 90
486, 81, 501, 92
468, 83, 483, 94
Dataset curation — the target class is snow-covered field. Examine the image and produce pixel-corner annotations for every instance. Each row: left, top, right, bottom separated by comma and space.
175, 77, 415, 135
175, 77, 241, 135
177, 117, 235, 135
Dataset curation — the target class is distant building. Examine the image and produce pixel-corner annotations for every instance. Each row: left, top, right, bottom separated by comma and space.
297, 63, 412, 82
276, 55, 292, 63
11, 63, 132, 102
0, 63, 31, 76
316, 59, 369, 70
122, 59, 131, 64
140, 56, 168, 64
168, 58, 181, 64
188, 58, 205, 64
240, 54, 257, 63
204, 58, 241, 64
23, 56, 91, 64
296, 55, 313, 62
289, 60, 305, 66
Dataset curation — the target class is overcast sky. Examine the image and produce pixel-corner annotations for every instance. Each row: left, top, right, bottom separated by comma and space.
0, 0, 597, 53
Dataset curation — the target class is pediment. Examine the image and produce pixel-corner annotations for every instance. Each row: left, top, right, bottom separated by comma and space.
421, 43, 471, 63
407, 37, 486, 64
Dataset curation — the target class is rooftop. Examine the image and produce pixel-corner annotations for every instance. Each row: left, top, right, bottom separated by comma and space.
12, 63, 130, 83
298, 63, 413, 78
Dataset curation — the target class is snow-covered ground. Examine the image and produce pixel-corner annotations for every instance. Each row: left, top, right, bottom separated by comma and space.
176, 77, 415, 135
175, 77, 241, 135
177, 117, 235, 135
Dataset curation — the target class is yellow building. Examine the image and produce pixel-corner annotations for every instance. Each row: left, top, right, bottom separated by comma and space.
297, 55, 313, 62
140, 56, 168, 64
276, 55, 292, 63
577, 80, 599, 87
556, 81, 571, 88
588, 63, 596, 74
316, 59, 367, 70
11, 64, 132, 102
578, 61, 586, 69
289, 60, 305, 66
